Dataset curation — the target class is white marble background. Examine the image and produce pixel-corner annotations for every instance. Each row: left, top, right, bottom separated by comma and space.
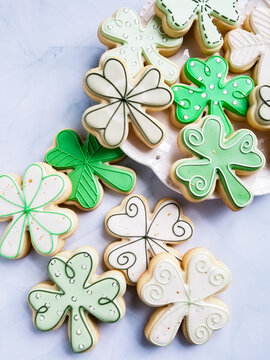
0, 0, 269, 359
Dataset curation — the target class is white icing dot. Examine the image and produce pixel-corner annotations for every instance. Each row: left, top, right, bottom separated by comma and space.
137, 35, 142, 41
134, 19, 139, 25
133, 61, 138, 67
209, 84, 215, 90
131, 46, 137, 52
89, 305, 95, 311
190, 62, 195, 67
71, 296, 77, 302
189, 90, 194, 94
74, 315, 79, 321
45, 303, 50, 308
50, 260, 56, 265
180, 101, 185, 106
158, 60, 163, 65
153, 24, 158, 29
87, 289, 93, 295
202, 93, 207, 98
112, 281, 117, 287
120, 49, 125, 54
84, 253, 89, 257
205, 67, 210, 72
195, 105, 200, 110
55, 271, 61, 277
39, 315, 45, 321
55, 295, 60, 300
197, 76, 203, 81
233, 82, 238, 88
67, 261, 72, 266
162, 37, 167, 43
214, 101, 218, 106
69, 279, 75, 284
247, 79, 251, 84
110, 309, 116, 314
35, 292, 41, 299
148, 35, 154, 41
107, 24, 113, 30
123, 8, 128, 13
125, 21, 131, 27
223, 90, 228, 95
216, 58, 221, 63
79, 344, 85, 350
147, 48, 152, 53
184, 115, 189, 120
81, 265, 87, 270
123, 33, 128, 39
217, 73, 222, 78
57, 310, 62, 316
169, 70, 175, 75
233, 100, 238, 105
76, 330, 82, 335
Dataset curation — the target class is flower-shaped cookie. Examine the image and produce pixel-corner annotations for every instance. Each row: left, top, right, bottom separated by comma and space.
82, 57, 173, 149
170, 116, 265, 211
46, 129, 136, 210
225, 6, 270, 85
171, 56, 254, 137
0, 163, 77, 259
99, 7, 182, 84
248, 85, 270, 131
137, 249, 231, 346
104, 195, 193, 285
155, 0, 240, 54
28, 247, 126, 353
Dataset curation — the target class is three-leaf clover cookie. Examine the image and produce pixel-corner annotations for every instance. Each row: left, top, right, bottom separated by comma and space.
0, 163, 78, 259
82, 57, 173, 149
99, 7, 182, 85
171, 56, 254, 137
248, 85, 270, 131
28, 247, 126, 353
170, 116, 265, 211
45, 129, 136, 210
155, 0, 240, 54
137, 248, 231, 346
225, 6, 270, 85
104, 195, 193, 285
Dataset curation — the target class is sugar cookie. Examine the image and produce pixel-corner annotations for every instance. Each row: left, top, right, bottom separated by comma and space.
0, 163, 78, 259
248, 85, 270, 131
155, 0, 240, 54
45, 129, 136, 210
82, 57, 173, 149
98, 7, 182, 85
225, 5, 270, 85
104, 194, 193, 285
137, 248, 231, 346
28, 247, 126, 353
171, 55, 254, 137
170, 116, 265, 211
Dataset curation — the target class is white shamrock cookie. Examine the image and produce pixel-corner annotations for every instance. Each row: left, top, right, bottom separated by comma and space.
137, 249, 231, 346
0, 163, 78, 259
248, 85, 270, 131
99, 7, 182, 84
82, 57, 173, 149
225, 5, 270, 85
155, 0, 240, 54
104, 194, 193, 285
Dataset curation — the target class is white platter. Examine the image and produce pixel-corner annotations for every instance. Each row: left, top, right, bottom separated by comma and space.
121, 0, 270, 198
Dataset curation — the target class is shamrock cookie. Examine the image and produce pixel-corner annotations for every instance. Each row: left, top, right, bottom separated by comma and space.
170, 116, 265, 211
104, 194, 193, 285
82, 57, 173, 149
155, 0, 240, 54
137, 248, 231, 346
171, 56, 254, 137
0, 163, 78, 259
248, 85, 270, 131
28, 247, 126, 353
225, 6, 270, 85
45, 129, 136, 210
99, 7, 182, 85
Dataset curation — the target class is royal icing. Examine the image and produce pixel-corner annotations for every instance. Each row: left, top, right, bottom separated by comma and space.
105, 195, 193, 285
171, 116, 265, 210
28, 247, 126, 353
226, 6, 270, 85
255, 85, 270, 126
172, 56, 254, 137
155, 0, 239, 51
0, 163, 77, 259
100, 7, 182, 84
45, 130, 136, 210
82, 57, 172, 148
138, 249, 230, 346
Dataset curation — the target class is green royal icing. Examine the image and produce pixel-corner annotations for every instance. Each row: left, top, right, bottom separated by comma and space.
172, 56, 254, 137
174, 116, 265, 210
156, 0, 239, 49
28, 249, 125, 353
101, 7, 182, 84
45, 130, 135, 210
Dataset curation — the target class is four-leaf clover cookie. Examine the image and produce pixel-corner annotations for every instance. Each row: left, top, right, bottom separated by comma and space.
155, 0, 240, 54
0, 163, 78, 259
28, 247, 126, 353
170, 116, 265, 211
45, 129, 136, 210
82, 57, 173, 149
104, 194, 193, 285
99, 7, 182, 85
137, 248, 231, 346
171, 56, 254, 137
248, 85, 270, 131
225, 6, 270, 85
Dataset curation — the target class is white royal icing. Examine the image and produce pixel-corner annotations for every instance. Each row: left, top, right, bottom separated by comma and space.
227, 6, 270, 84
0, 163, 75, 258
105, 195, 193, 284
140, 250, 230, 346
82, 57, 172, 148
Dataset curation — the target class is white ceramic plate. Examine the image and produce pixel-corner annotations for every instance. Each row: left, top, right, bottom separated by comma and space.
121, 0, 270, 198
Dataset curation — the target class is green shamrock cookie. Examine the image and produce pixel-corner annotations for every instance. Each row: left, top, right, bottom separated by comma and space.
45, 130, 136, 210
171, 56, 254, 137
171, 116, 265, 211
28, 247, 126, 353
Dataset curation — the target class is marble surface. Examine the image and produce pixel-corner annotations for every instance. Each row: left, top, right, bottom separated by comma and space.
0, 1, 269, 359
